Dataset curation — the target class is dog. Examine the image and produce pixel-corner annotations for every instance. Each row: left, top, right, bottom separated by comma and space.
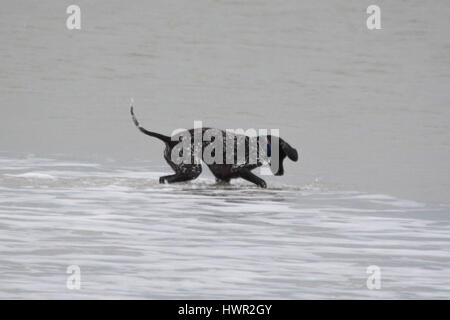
130, 106, 298, 188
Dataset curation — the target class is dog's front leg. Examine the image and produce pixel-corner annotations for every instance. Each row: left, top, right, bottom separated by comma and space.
238, 168, 267, 188
159, 164, 202, 184
159, 174, 177, 184
159, 173, 193, 184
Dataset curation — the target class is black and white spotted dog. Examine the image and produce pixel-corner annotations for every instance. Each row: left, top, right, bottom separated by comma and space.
130, 106, 298, 188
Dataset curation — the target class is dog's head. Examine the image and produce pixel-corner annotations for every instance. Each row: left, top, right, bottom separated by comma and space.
266, 135, 299, 176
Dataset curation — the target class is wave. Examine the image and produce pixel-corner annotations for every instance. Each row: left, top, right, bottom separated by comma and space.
0, 154, 449, 299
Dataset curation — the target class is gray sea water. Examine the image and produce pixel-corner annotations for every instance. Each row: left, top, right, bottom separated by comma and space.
1, 0, 449, 299
0, 153, 449, 299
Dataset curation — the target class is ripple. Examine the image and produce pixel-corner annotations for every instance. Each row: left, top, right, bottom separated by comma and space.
0, 155, 449, 299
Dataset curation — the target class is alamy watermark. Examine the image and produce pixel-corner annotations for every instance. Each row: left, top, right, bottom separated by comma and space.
168, 121, 281, 175
366, 265, 381, 290
66, 4, 382, 31
366, 5, 381, 30
66, 265, 81, 290
66, 5, 81, 30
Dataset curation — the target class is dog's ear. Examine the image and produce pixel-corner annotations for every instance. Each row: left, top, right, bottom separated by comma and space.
280, 139, 298, 162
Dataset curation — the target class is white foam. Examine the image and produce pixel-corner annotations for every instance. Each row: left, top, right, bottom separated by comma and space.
6, 172, 57, 180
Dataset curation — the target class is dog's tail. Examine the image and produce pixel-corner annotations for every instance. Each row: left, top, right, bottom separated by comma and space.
130, 101, 171, 144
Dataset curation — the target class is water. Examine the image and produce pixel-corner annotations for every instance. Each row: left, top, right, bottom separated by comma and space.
0, 153, 449, 299
0, 0, 449, 299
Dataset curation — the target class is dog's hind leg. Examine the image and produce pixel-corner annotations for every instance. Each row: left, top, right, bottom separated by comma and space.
159, 164, 202, 184
215, 177, 230, 184
237, 168, 267, 188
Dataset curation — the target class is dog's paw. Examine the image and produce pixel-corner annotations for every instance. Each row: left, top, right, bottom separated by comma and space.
259, 181, 267, 188
159, 177, 166, 184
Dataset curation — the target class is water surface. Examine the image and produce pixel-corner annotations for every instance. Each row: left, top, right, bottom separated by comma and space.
0, 154, 448, 299
0, 0, 449, 299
